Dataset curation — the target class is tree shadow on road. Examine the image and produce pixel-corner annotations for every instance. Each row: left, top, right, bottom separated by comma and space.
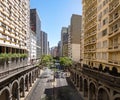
43, 77, 83, 100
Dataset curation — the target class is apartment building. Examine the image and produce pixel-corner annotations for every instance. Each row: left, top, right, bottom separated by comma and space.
68, 25, 72, 59
0, 0, 29, 52
30, 9, 41, 59
83, 0, 120, 72
57, 41, 61, 57
108, 0, 120, 72
70, 14, 82, 62
40, 31, 48, 55
29, 30, 37, 61
61, 27, 68, 57
83, 0, 97, 67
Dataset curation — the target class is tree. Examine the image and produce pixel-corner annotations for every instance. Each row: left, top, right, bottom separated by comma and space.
40, 55, 53, 67
59, 57, 72, 70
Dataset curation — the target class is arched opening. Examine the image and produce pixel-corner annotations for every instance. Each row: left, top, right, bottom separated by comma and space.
73, 73, 75, 82
25, 75, 29, 91
29, 73, 32, 87
0, 89, 10, 100
115, 98, 120, 100
76, 74, 79, 87
12, 82, 19, 100
79, 76, 83, 91
98, 88, 109, 100
99, 64, 103, 71
89, 83, 96, 100
32, 71, 35, 83
84, 79, 88, 97
20, 78, 24, 97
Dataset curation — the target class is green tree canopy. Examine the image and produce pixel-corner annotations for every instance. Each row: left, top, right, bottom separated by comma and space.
60, 57, 72, 68
40, 55, 53, 67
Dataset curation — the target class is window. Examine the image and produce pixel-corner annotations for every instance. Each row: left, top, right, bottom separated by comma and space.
103, 40, 107, 48
102, 52, 107, 60
103, 7, 108, 15
102, 29, 107, 36
103, 17, 108, 25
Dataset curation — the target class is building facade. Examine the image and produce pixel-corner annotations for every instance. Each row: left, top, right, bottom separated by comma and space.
0, 0, 30, 54
61, 27, 68, 57
40, 31, 48, 55
70, 14, 82, 62
30, 9, 41, 59
69, 0, 120, 100
83, 0, 120, 72
0, 1, 40, 100
51, 46, 58, 57
83, 0, 97, 67
68, 25, 72, 59
57, 41, 61, 57
29, 30, 37, 61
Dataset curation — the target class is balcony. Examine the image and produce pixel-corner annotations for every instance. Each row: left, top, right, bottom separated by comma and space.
108, 59, 120, 65
108, 45, 120, 51
109, 13, 120, 25
83, 67, 120, 88
109, 27, 120, 37
109, 1, 120, 13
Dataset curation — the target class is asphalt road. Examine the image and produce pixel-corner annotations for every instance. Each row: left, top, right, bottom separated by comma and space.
25, 68, 83, 100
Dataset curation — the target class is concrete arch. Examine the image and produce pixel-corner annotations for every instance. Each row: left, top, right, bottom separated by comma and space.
89, 82, 96, 100
11, 80, 19, 89
0, 86, 10, 95
0, 86, 10, 100
84, 79, 88, 97
113, 94, 120, 100
98, 86, 110, 100
19, 77, 25, 97
25, 73, 29, 91
79, 76, 83, 91
18, 76, 24, 83
24, 73, 29, 78
89, 81, 96, 88
11, 81, 19, 100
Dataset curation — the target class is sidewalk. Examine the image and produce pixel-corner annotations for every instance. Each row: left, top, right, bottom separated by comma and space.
21, 69, 43, 100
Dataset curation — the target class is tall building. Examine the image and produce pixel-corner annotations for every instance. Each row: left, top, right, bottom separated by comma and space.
47, 41, 50, 55
83, 0, 97, 67
51, 46, 58, 57
29, 30, 37, 61
0, 1, 39, 100
83, 0, 120, 72
107, 0, 120, 72
40, 31, 48, 55
57, 41, 61, 57
0, 0, 30, 60
68, 25, 72, 59
61, 27, 68, 57
30, 9, 41, 59
70, 14, 82, 62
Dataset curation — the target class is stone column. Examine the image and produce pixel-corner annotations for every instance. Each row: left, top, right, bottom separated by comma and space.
17, 87, 20, 100
23, 81, 25, 97
9, 94, 12, 100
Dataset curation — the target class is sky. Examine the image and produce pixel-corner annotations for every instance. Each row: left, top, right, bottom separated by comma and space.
30, 0, 82, 47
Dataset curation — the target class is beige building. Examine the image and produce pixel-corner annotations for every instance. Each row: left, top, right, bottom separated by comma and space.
83, 0, 120, 72
69, 14, 82, 62
0, 0, 29, 54
83, 0, 97, 67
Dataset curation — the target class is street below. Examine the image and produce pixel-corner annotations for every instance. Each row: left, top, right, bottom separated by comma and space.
25, 68, 83, 100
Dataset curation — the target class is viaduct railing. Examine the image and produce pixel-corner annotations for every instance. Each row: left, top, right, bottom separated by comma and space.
0, 58, 40, 82
83, 67, 120, 88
